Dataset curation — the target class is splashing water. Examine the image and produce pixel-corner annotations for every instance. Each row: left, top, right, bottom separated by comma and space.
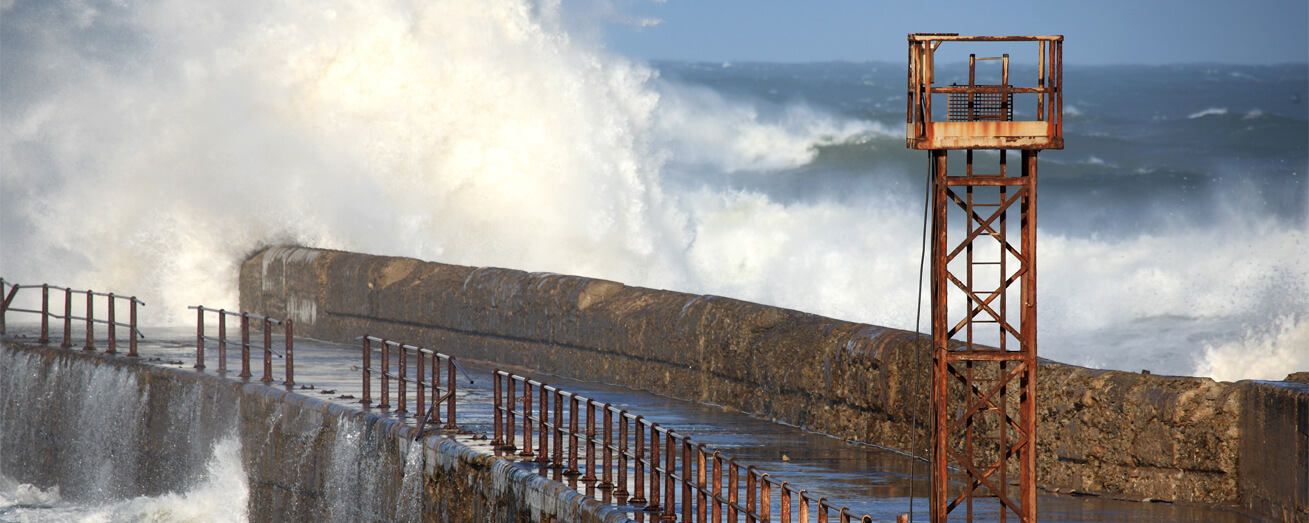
1, 0, 1304, 381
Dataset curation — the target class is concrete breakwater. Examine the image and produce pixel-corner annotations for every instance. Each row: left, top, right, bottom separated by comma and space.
241, 245, 1308, 522
0, 342, 630, 522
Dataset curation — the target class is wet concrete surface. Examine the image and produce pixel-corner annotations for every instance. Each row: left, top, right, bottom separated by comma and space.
2, 323, 1262, 522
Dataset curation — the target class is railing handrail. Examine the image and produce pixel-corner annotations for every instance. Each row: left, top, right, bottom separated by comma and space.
1, 278, 145, 356
2, 279, 147, 306
188, 305, 282, 325
358, 335, 464, 429
356, 335, 475, 384
491, 368, 876, 522
190, 304, 294, 385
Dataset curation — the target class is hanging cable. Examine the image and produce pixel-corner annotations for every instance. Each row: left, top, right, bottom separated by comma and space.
907, 151, 935, 522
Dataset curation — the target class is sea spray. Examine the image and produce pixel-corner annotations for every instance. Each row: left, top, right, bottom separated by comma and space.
1, 1, 1303, 381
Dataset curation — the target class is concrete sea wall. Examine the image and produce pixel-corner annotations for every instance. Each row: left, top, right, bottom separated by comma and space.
0, 342, 630, 523
240, 245, 1308, 521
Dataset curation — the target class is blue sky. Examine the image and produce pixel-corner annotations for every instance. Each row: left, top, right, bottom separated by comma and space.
600, 0, 1309, 65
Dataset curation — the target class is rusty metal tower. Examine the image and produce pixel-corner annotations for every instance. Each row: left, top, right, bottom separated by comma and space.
907, 34, 1063, 522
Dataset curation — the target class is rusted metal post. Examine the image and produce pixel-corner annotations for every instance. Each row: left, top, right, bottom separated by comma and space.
552, 390, 565, 467
39, 284, 49, 344
631, 416, 646, 505
492, 370, 502, 446
445, 357, 457, 428
504, 372, 516, 451
519, 378, 533, 457
728, 459, 739, 523
195, 308, 206, 369
747, 467, 757, 522
663, 431, 677, 521
616, 411, 630, 496
566, 396, 580, 476
0, 282, 15, 335
61, 287, 71, 348
362, 338, 373, 406
82, 290, 94, 351
698, 445, 709, 523
416, 349, 427, 423
106, 293, 117, 354
217, 310, 228, 374
283, 319, 294, 386
682, 439, 693, 522
127, 297, 138, 357
600, 404, 614, 488
648, 423, 661, 512
536, 383, 549, 462
761, 474, 772, 522
261, 318, 273, 382
238, 314, 251, 378
713, 453, 724, 523
379, 339, 391, 410
396, 344, 408, 415
583, 401, 597, 482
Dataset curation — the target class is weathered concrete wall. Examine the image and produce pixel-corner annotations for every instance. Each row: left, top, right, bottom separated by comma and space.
0, 342, 631, 523
240, 245, 1309, 521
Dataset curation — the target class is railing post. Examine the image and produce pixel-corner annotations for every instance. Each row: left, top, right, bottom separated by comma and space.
217, 310, 227, 374
82, 290, 94, 351
283, 319, 294, 386
616, 412, 630, 497
566, 395, 580, 476
600, 404, 614, 488
106, 293, 117, 354
728, 460, 739, 523
127, 297, 138, 357
682, 438, 692, 522
746, 467, 757, 523
552, 390, 564, 467
583, 401, 598, 482
379, 340, 391, 410
261, 318, 273, 382
0, 282, 13, 335
39, 285, 49, 344
61, 287, 71, 348
761, 475, 772, 523
698, 445, 709, 523
664, 431, 676, 521
649, 423, 661, 512
416, 349, 427, 424
505, 373, 516, 452
445, 357, 457, 429
239, 314, 251, 378
519, 379, 534, 457
361, 338, 373, 406
491, 370, 502, 447
537, 384, 549, 463
713, 453, 724, 523
397, 345, 410, 415
437, 350, 447, 423
631, 416, 646, 505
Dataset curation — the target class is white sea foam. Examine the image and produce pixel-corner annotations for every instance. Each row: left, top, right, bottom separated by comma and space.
0, 436, 247, 522
1, 0, 1304, 383
1187, 107, 1228, 119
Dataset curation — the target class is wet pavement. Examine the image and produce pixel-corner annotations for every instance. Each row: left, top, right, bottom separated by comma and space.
2, 323, 1261, 522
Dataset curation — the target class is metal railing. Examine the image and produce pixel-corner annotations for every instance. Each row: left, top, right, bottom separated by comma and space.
188, 306, 294, 385
492, 370, 874, 523
1, 279, 145, 356
358, 335, 473, 429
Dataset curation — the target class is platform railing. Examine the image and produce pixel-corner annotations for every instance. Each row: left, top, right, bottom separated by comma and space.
492, 370, 873, 523
188, 305, 294, 385
358, 335, 473, 429
1, 279, 145, 356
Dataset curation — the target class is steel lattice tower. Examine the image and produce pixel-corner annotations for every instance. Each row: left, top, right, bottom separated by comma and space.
907, 34, 1063, 523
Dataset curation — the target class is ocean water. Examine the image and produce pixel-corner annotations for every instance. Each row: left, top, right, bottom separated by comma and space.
1, 0, 1305, 393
